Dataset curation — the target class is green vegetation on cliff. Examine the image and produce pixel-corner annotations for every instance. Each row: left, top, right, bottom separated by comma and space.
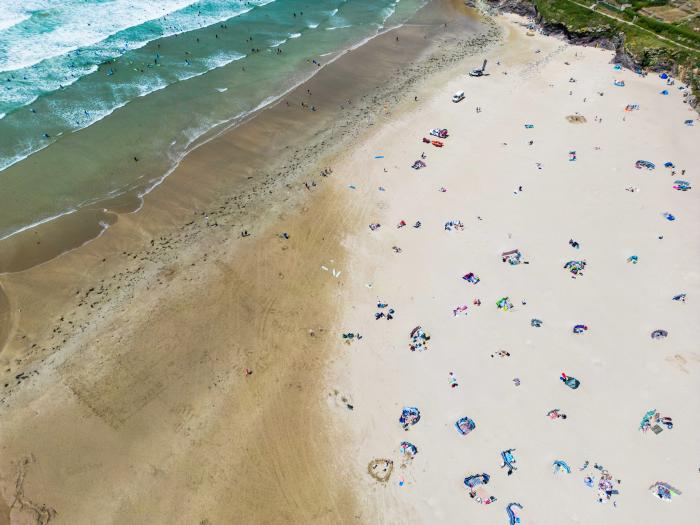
531, 0, 699, 98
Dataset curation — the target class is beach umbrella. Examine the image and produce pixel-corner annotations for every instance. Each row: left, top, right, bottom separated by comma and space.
651, 329, 668, 339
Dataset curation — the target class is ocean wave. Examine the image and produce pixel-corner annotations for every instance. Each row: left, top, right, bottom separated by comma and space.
289, 32, 302, 39
0, 0, 274, 114
0, 51, 246, 173
0, 11, 30, 33
0, 0, 201, 73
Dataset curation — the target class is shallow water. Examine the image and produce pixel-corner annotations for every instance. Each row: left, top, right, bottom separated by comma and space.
0, 0, 426, 240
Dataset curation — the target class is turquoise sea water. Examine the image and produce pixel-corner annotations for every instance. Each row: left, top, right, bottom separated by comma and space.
0, 0, 426, 240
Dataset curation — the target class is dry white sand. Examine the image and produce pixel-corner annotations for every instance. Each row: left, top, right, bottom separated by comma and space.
329, 14, 700, 524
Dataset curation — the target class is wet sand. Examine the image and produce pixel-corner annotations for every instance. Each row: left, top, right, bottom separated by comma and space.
0, 1, 496, 523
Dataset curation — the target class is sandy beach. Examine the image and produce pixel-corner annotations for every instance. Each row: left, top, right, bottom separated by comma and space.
0, 2, 698, 524
331, 13, 700, 524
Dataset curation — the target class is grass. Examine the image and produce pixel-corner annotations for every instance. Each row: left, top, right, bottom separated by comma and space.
531, 0, 700, 97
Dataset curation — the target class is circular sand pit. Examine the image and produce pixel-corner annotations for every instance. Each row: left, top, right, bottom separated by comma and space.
566, 115, 587, 124
367, 458, 393, 482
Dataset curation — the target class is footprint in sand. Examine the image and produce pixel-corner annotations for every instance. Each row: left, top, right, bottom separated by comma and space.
327, 388, 354, 410
665, 354, 700, 374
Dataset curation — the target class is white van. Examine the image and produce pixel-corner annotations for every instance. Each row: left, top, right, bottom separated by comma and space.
452, 90, 465, 103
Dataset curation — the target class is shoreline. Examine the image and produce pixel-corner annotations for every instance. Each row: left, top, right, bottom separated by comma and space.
0, 0, 484, 275
0, 2, 501, 523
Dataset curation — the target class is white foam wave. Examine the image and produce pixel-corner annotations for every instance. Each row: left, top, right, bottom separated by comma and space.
289, 32, 301, 39
0, 0, 274, 75
0, 52, 246, 173
0, 11, 30, 32
0, 0, 200, 73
